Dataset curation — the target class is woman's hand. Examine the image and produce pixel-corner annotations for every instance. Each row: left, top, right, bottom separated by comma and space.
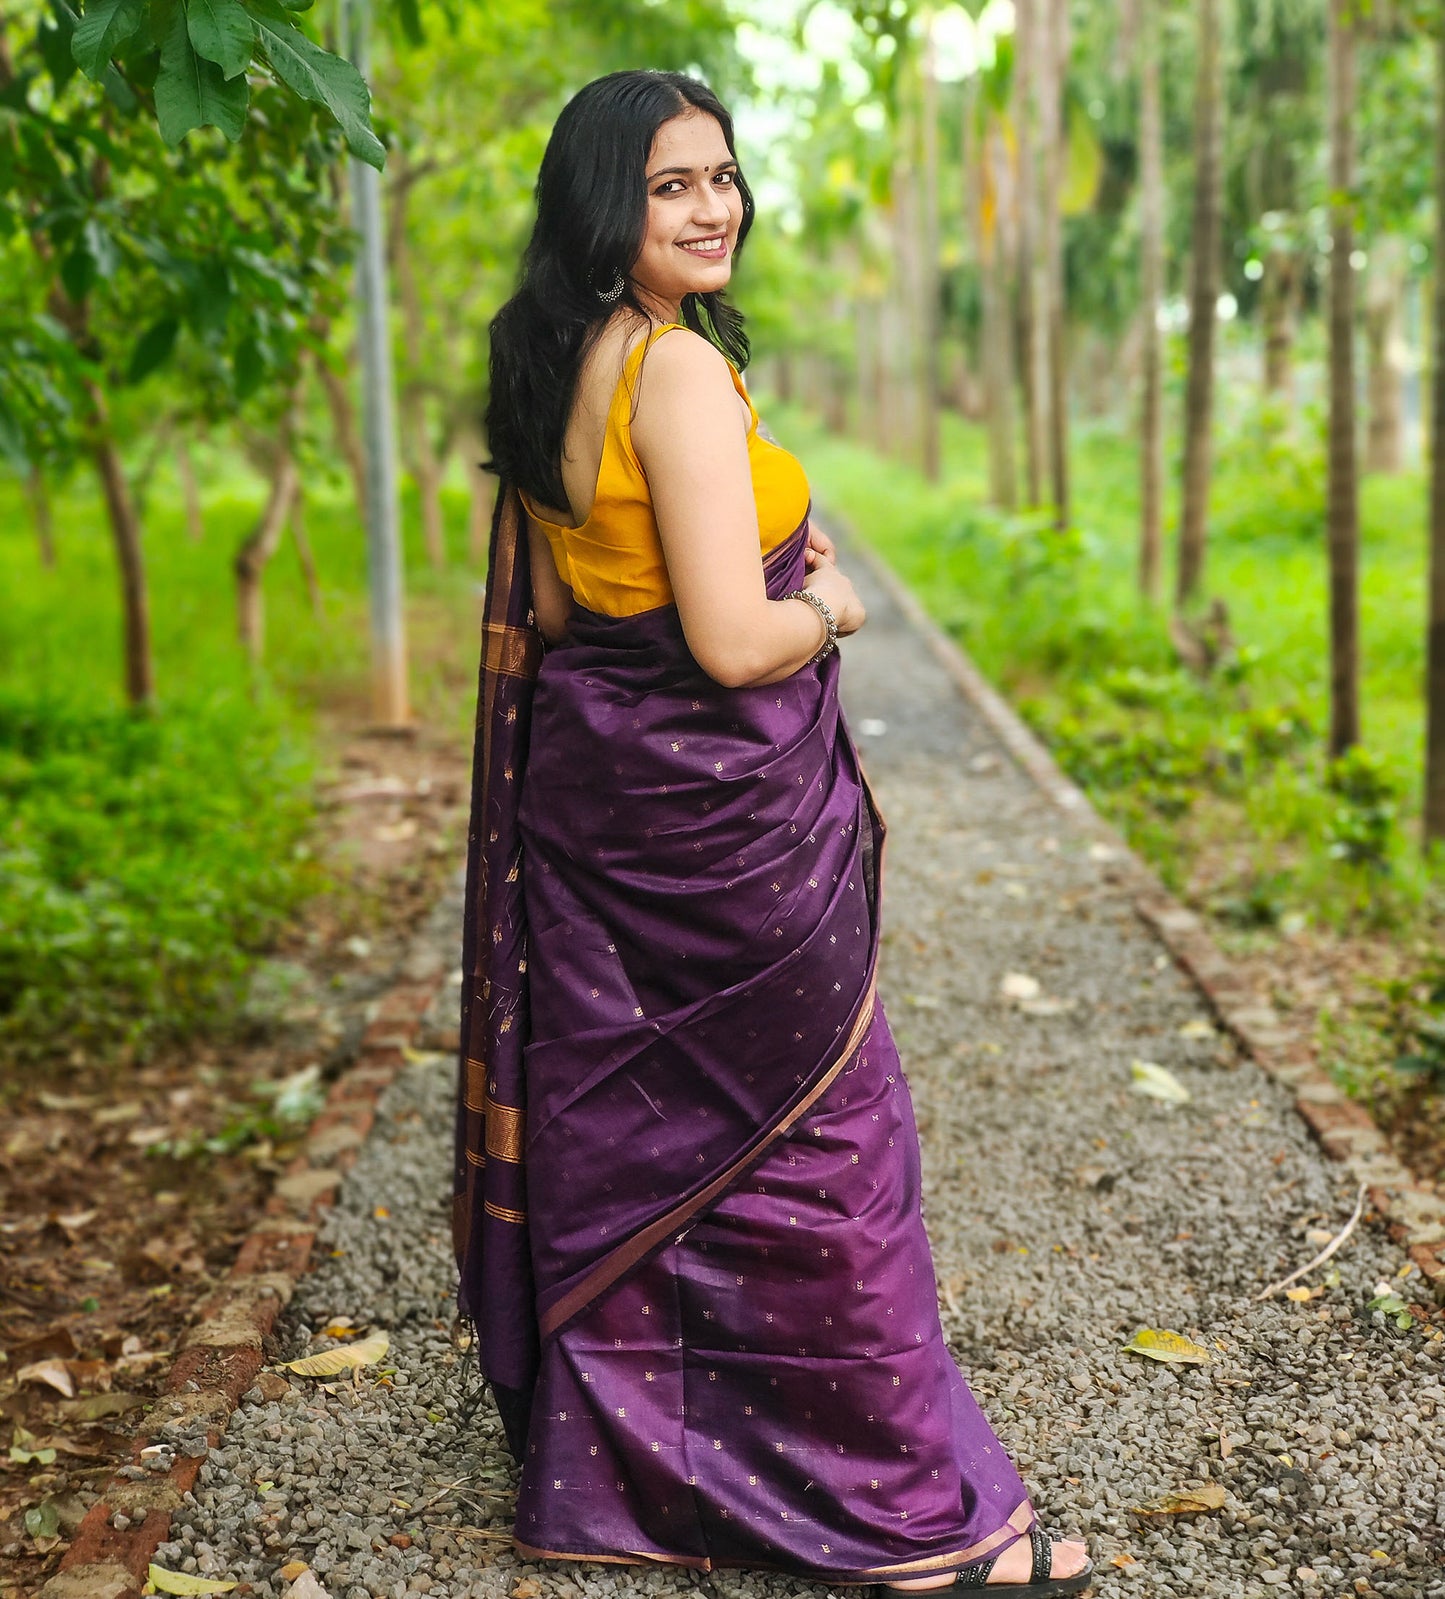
804, 559, 866, 638
804, 524, 837, 571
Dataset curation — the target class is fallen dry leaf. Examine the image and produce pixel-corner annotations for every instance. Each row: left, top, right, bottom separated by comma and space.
1121, 1328, 1212, 1365
17, 1359, 75, 1399
146, 1566, 237, 1594
1130, 1060, 1190, 1103
512, 1582, 543, 1599
278, 1563, 309, 1583
58, 1392, 145, 1422
1110, 1553, 1138, 1568
1128, 1482, 1226, 1517
278, 1330, 389, 1378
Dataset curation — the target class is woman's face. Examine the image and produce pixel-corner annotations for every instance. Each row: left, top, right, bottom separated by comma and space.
627, 109, 744, 318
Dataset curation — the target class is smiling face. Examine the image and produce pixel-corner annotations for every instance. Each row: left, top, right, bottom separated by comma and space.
627, 109, 745, 321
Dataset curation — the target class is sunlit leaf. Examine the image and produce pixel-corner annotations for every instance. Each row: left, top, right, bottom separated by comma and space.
71, 0, 146, 81
146, 1567, 237, 1594
1121, 1327, 1212, 1365
1130, 1059, 1190, 1103
279, 1330, 389, 1376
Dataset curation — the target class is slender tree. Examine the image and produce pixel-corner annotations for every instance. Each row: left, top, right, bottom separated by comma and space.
1425, 16, 1445, 844
1041, 0, 1070, 528
919, 22, 942, 482
968, 64, 1017, 511
1326, 0, 1360, 756
1176, 0, 1223, 610
1013, 0, 1046, 506
1137, 0, 1165, 599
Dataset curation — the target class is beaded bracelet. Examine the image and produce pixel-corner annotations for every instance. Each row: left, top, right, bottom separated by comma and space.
784, 588, 838, 664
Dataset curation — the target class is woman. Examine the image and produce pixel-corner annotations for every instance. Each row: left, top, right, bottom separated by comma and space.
454, 68, 1093, 1596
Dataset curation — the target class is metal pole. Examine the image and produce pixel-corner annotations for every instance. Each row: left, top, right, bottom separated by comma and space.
348, 0, 409, 727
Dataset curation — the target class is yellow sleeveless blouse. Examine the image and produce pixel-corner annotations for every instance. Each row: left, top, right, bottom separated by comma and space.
518, 323, 811, 619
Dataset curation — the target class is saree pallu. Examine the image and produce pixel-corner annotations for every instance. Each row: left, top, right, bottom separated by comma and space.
455, 485, 1033, 1582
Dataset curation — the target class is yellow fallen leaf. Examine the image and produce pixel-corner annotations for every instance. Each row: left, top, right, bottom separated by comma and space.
1110, 1553, 1138, 1568
146, 1567, 237, 1595
1370, 1550, 1391, 1563
1130, 1060, 1190, 1103
1128, 1482, 1225, 1517
279, 1330, 389, 1378
512, 1581, 544, 1599
1178, 1019, 1215, 1040
320, 1323, 361, 1340
1285, 1287, 1313, 1303
279, 1562, 309, 1582
1121, 1328, 1212, 1365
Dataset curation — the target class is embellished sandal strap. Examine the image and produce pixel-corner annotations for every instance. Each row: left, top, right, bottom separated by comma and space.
1029, 1528, 1053, 1584
955, 1554, 996, 1588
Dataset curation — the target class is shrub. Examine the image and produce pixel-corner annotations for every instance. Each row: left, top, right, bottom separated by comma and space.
0, 691, 321, 1061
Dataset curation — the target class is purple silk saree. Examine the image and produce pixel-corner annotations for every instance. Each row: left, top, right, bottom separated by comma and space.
455, 483, 1034, 1582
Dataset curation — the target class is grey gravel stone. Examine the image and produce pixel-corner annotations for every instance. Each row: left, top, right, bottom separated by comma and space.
162, 535, 1445, 1596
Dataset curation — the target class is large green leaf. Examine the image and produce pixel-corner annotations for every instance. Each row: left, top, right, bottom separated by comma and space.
249, 0, 385, 170
127, 317, 180, 382
187, 0, 255, 79
71, 0, 146, 81
155, 1, 249, 145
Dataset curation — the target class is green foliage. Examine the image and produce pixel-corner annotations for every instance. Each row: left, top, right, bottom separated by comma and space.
63, 0, 384, 165
0, 689, 321, 1059
1324, 746, 1399, 873
1371, 962, 1445, 1088
767, 387, 1437, 936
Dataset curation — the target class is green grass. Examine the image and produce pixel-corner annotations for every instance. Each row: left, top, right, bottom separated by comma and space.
0, 438, 485, 1061
765, 389, 1441, 936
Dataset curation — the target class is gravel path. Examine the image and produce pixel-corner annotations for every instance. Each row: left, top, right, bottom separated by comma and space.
159, 540, 1445, 1599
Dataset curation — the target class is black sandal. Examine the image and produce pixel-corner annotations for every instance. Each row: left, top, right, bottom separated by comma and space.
882, 1529, 1094, 1595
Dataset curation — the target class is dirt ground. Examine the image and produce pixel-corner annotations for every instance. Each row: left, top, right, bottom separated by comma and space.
0, 718, 471, 1597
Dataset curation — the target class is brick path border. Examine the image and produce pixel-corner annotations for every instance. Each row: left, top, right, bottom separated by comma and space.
830, 508, 1445, 1306
41, 965, 449, 1599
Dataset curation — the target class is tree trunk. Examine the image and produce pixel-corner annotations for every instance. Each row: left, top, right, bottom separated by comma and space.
350, 0, 409, 729
1138, 0, 1165, 600
455, 419, 494, 566
1262, 245, 1300, 402
235, 392, 304, 664
390, 154, 446, 570
971, 87, 1017, 511
290, 492, 325, 621
1013, 0, 1045, 507
176, 436, 204, 541
1423, 25, 1445, 844
87, 381, 152, 707
1326, 0, 1360, 757
316, 346, 369, 523
1176, 0, 1223, 610
918, 24, 942, 482
25, 464, 55, 568
1364, 234, 1407, 475
1041, 0, 1070, 528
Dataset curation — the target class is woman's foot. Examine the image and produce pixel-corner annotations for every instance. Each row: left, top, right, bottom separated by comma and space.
884, 1532, 1091, 1590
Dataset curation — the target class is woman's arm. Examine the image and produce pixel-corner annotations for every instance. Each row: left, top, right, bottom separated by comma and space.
631, 330, 863, 689
526, 514, 574, 646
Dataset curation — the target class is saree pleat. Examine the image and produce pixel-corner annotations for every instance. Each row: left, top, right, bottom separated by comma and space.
455, 485, 1033, 1580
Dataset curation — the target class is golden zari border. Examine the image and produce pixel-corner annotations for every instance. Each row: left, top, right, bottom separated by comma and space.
512, 1498, 1035, 1583
482, 620, 543, 681
484, 1199, 526, 1225
484, 1092, 526, 1162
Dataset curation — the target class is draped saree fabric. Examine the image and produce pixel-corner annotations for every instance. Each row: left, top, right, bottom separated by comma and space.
455, 481, 1035, 1581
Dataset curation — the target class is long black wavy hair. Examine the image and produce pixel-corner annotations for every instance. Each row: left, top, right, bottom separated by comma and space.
484, 69, 755, 512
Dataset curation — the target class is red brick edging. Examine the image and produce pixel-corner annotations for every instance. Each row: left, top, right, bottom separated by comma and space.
41, 975, 447, 1599
831, 509, 1445, 1306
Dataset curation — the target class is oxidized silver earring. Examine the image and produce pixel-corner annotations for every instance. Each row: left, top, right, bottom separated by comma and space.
595, 270, 625, 304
